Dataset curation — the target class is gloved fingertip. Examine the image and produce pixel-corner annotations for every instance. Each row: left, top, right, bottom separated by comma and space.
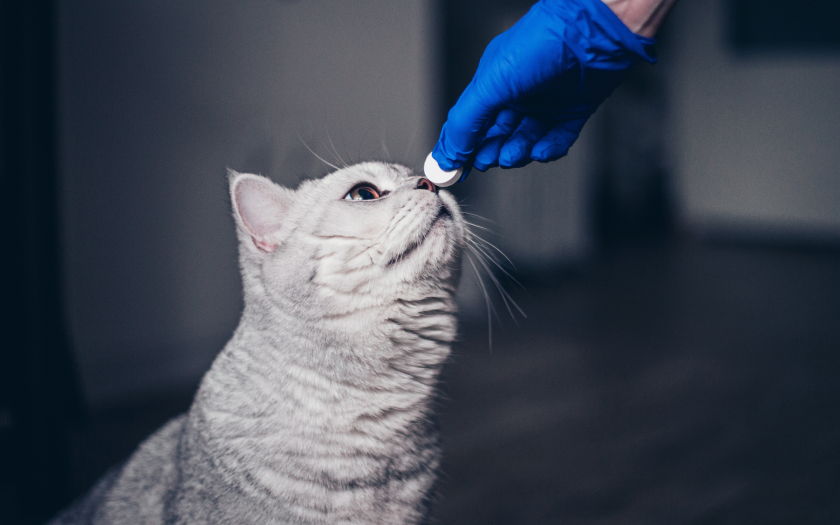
498, 150, 516, 169
472, 160, 490, 172
475, 146, 496, 163
472, 129, 508, 172
474, 148, 499, 172
501, 157, 534, 169
530, 119, 584, 162
499, 142, 526, 168
530, 142, 569, 163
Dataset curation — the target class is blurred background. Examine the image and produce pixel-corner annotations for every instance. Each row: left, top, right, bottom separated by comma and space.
2, 0, 839, 523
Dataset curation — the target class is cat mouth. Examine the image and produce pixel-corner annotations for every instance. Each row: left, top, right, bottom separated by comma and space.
385, 206, 452, 267
434, 205, 452, 224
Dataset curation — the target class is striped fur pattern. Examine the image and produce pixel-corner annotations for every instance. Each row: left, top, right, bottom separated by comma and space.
52, 163, 464, 524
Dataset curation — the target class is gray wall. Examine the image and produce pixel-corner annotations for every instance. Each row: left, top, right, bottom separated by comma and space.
668, 0, 840, 241
61, 0, 840, 409
59, 0, 440, 409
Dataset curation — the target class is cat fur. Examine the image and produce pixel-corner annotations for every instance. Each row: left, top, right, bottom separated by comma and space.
50, 162, 464, 524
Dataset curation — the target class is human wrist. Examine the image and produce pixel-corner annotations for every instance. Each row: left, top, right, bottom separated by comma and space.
599, 0, 677, 37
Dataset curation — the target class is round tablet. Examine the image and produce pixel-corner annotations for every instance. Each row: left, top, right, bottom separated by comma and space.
423, 152, 463, 188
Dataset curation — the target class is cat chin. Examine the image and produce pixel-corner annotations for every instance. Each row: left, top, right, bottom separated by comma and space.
385, 211, 454, 272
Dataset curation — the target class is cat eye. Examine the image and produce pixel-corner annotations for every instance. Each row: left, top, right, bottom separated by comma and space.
344, 185, 381, 201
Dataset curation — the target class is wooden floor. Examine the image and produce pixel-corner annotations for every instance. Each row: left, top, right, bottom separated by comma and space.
434, 242, 840, 524
62, 242, 840, 524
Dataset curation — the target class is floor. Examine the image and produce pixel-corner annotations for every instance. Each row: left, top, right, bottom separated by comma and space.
434, 242, 840, 524
62, 242, 840, 524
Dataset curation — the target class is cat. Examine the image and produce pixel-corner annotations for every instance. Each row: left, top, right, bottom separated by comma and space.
51, 162, 465, 524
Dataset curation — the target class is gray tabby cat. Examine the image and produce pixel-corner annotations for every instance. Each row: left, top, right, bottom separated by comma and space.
51, 162, 465, 524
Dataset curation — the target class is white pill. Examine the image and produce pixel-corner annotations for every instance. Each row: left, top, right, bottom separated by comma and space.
424, 152, 463, 187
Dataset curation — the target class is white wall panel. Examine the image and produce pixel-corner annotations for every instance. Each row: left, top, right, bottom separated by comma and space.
668, 0, 840, 241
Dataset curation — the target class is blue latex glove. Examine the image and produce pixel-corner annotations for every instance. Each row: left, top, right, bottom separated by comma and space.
432, 0, 656, 181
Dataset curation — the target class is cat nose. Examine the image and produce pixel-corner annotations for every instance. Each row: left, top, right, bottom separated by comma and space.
416, 178, 437, 193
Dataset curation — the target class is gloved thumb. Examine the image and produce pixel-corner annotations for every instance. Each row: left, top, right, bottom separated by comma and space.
431, 79, 498, 171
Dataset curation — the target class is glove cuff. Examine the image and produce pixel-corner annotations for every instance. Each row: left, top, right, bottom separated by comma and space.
542, 0, 658, 64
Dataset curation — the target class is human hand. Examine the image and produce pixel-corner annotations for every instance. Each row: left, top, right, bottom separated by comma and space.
431, 0, 657, 181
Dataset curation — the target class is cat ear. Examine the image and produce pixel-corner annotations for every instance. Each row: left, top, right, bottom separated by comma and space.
229, 170, 294, 253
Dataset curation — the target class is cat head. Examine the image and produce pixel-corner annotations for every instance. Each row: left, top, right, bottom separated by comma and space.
229, 162, 464, 327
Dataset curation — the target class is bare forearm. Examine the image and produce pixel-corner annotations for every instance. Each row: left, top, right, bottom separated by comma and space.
600, 0, 678, 37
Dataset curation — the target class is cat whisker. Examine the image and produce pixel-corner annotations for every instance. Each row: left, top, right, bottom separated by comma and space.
462, 211, 495, 224
466, 241, 525, 321
466, 238, 518, 287
468, 234, 520, 276
380, 139, 392, 161
298, 134, 340, 171
465, 252, 495, 349
326, 131, 350, 168
463, 222, 527, 321
479, 246, 525, 309
463, 220, 494, 233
